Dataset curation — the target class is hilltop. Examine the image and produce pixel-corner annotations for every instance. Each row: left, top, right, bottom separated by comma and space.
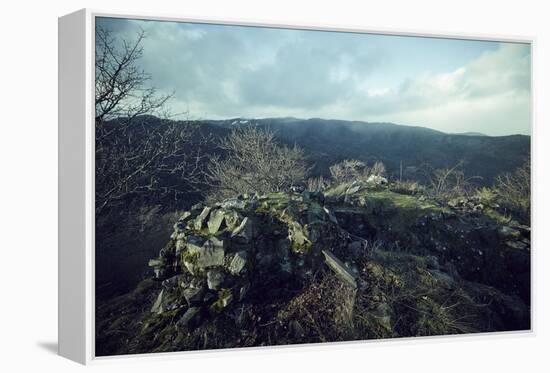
96, 178, 530, 355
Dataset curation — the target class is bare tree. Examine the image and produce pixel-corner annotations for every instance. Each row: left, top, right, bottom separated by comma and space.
95, 120, 211, 214
94, 27, 209, 215
307, 176, 330, 192
421, 161, 480, 199
329, 159, 368, 184
95, 27, 172, 125
206, 126, 308, 200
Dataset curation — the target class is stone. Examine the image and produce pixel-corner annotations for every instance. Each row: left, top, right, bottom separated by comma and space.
322, 249, 358, 288
196, 237, 225, 269
179, 211, 192, 221
207, 209, 227, 234
218, 289, 233, 308
366, 175, 388, 185
223, 210, 242, 230
185, 235, 207, 253
190, 202, 204, 212
288, 222, 306, 243
288, 221, 312, 254
148, 258, 166, 279
150, 289, 182, 314
207, 269, 225, 290
346, 184, 361, 195
231, 217, 253, 241
228, 251, 248, 275
183, 286, 205, 306
162, 275, 181, 290
174, 212, 192, 231
181, 256, 198, 275
182, 237, 213, 274
220, 197, 248, 210
194, 207, 211, 230
176, 307, 201, 329
150, 289, 166, 314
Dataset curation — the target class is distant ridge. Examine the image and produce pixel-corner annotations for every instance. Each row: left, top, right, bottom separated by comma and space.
205, 117, 530, 184
456, 132, 488, 137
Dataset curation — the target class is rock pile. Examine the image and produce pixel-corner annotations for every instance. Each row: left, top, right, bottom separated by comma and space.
148, 191, 364, 328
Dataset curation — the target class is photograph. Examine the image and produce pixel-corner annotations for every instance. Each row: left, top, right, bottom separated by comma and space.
93, 16, 531, 356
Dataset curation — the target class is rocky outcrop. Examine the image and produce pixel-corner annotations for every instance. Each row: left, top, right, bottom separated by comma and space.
324, 181, 531, 303
146, 191, 361, 326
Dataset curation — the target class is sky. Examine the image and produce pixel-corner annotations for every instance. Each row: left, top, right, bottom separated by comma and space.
96, 17, 532, 136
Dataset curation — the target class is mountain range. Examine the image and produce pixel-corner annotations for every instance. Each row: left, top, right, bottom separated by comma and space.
205, 117, 530, 185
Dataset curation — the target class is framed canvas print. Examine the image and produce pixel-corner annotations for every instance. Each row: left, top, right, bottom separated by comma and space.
58, 9, 533, 364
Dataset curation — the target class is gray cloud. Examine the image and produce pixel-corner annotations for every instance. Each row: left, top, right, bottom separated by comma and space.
96, 17, 531, 135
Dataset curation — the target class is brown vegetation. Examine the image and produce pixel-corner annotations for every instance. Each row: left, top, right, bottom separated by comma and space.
206, 126, 308, 201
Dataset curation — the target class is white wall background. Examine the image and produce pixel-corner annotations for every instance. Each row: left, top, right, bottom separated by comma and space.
0, 0, 548, 371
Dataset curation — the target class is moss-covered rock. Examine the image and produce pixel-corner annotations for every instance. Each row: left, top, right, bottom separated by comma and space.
325, 182, 530, 303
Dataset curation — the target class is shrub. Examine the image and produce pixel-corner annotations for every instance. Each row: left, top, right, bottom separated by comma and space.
329, 159, 386, 184
422, 161, 480, 200
206, 126, 308, 201
329, 159, 368, 184
474, 187, 497, 206
494, 160, 530, 222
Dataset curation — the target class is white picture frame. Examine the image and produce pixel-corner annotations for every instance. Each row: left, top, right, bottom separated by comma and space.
58, 8, 534, 365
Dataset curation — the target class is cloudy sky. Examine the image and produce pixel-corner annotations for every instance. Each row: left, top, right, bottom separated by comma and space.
97, 17, 531, 136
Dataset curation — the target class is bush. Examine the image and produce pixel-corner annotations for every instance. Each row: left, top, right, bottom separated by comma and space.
494, 160, 530, 222
206, 126, 308, 201
329, 159, 386, 184
422, 161, 480, 200
474, 187, 497, 206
